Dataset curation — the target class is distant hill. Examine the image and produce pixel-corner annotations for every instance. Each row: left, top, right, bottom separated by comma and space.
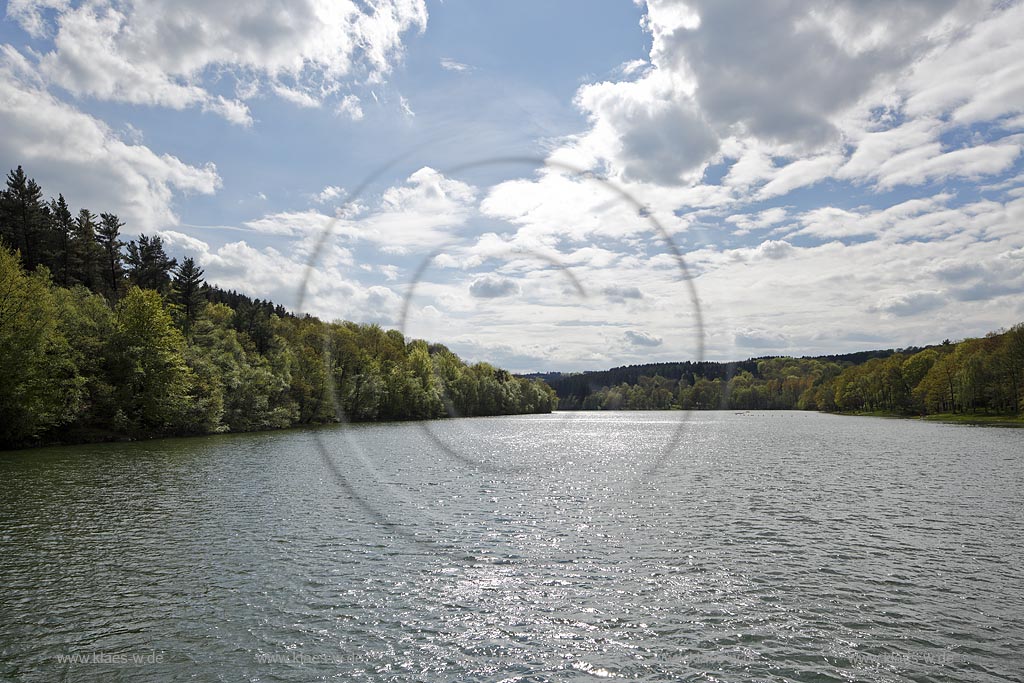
524, 346, 926, 403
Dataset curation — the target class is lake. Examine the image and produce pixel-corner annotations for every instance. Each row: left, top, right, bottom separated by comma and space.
1, 411, 1022, 682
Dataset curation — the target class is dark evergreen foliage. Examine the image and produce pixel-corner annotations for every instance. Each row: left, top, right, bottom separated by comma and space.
125, 233, 177, 292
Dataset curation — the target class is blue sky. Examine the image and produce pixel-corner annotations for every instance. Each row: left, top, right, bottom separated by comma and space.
1, 0, 1023, 371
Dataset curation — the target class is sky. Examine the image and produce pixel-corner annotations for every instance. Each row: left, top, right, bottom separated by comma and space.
1, 0, 1023, 372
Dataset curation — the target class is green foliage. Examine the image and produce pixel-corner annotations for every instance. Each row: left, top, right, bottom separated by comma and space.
125, 234, 177, 292
560, 328, 1024, 418
110, 287, 194, 435
0, 248, 80, 443
0, 250, 556, 448
0, 166, 50, 272
0, 166, 559, 448
170, 257, 205, 338
96, 212, 125, 301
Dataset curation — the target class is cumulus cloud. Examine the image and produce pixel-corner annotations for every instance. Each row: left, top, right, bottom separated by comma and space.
667, 0, 957, 144
549, 1, 1023, 203
156, 232, 400, 323
753, 240, 794, 260
574, 72, 718, 184
247, 167, 476, 252
869, 291, 946, 317
557, 0, 973, 187
313, 185, 345, 204
789, 195, 959, 241
603, 284, 644, 301
336, 94, 364, 121
726, 207, 788, 233
734, 329, 788, 349
625, 330, 663, 347
9, 0, 427, 123
0, 46, 220, 231
469, 275, 519, 298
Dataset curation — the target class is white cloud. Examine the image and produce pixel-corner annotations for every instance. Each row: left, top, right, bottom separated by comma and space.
0, 47, 220, 231
734, 329, 787, 350
272, 84, 321, 109
398, 94, 415, 118
11, 0, 427, 123
157, 232, 398, 322
725, 207, 788, 233
616, 59, 648, 77
469, 275, 519, 298
543, 1, 1024, 209
625, 330, 663, 347
336, 94, 364, 121
571, 69, 717, 185
313, 185, 345, 205
440, 57, 472, 73
869, 290, 946, 317
757, 154, 843, 199
554, 0, 974, 188
247, 167, 476, 253
902, 2, 1024, 124
789, 195, 958, 241
603, 284, 644, 301
873, 140, 1022, 190
157, 229, 210, 254
752, 239, 795, 260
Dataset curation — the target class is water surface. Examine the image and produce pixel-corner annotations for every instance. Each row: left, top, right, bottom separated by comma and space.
1, 411, 1022, 682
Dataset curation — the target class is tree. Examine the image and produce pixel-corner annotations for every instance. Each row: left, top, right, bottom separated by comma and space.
110, 287, 194, 434
0, 167, 51, 272
69, 209, 104, 290
171, 257, 206, 338
48, 194, 74, 286
0, 246, 80, 445
96, 213, 126, 300
52, 284, 118, 430
125, 233, 177, 292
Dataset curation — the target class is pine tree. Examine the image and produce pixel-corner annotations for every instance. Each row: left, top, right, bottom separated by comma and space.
69, 209, 104, 290
96, 212, 125, 300
0, 166, 51, 271
125, 233, 177, 292
49, 195, 74, 287
171, 257, 206, 338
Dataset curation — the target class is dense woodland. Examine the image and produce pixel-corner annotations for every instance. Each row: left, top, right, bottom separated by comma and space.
0, 167, 557, 448
545, 327, 1024, 417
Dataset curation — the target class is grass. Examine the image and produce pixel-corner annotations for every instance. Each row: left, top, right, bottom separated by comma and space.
842, 410, 1024, 427
920, 412, 1024, 427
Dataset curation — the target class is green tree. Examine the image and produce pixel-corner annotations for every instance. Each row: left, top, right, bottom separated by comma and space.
170, 257, 206, 338
69, 209, 104, 290
0, 246, 79, 445
48, 194, 74, 286
96, 212, 126, 300
110, 287, 194, 434
125, 233, 177, 292
0, 167, 52, 272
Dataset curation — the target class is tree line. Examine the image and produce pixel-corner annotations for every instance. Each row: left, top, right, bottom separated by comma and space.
0, 167, 557, 448
547, 330, 1024, 417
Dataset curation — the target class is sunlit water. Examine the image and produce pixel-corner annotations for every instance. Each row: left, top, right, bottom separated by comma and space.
1, 411, 1022, 682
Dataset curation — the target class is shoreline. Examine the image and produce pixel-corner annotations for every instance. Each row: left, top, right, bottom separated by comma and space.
6, 408, 1020, 454
0, 409, 557, 453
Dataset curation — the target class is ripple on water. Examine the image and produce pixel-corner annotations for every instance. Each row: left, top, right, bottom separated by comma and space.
1, 412, 1023, 682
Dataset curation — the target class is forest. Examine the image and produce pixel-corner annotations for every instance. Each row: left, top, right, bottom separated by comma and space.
545, 329, 1024, 417
0, 167, 557, 449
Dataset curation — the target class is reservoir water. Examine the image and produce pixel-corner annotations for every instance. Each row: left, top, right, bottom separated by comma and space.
1, 411, 1022, 682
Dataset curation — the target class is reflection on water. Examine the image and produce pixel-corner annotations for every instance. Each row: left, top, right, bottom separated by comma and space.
1, 411, 1022, 682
